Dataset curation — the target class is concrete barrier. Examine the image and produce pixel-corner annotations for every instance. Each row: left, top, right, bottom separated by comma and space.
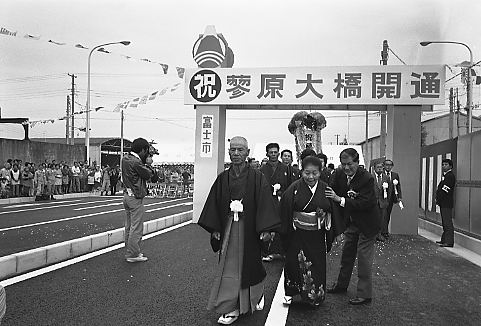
0, 210, 192, 280
0, 192, 99, 205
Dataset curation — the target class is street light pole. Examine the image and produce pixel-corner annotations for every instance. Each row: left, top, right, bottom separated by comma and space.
86, 41, 130, 164
420, 41, 473, 133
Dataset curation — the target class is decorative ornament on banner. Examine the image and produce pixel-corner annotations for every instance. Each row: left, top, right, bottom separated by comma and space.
0, 26, 185, 78
288, 111, 327, 163
192, 25, 234, 68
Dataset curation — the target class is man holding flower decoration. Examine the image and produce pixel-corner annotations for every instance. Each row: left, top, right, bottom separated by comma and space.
373, 162, 392, 242
384, 159, 403, 238
198, 136, 281, 325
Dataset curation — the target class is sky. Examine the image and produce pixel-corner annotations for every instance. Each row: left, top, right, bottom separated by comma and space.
1, 0, 480, 162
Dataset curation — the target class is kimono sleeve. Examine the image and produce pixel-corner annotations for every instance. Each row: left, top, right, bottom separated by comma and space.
197, 175, 222, 234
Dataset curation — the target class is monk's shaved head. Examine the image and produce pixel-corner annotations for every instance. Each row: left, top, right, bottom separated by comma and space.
229, 136, 249, 149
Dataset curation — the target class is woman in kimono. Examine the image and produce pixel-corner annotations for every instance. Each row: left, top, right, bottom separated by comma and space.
280, 155, 343, 307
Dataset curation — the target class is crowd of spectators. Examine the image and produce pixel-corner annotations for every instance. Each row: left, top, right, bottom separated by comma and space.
0, 158, 121, 199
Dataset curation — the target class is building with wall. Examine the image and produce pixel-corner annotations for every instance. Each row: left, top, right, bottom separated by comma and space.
359, 112, 481, 165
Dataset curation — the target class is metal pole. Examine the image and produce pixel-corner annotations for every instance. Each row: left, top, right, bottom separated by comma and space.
120, 109, 124, 165
86, 41, 130, 165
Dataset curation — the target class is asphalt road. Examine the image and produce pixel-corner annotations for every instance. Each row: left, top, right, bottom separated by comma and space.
2, 224, 481, 326
0, 196, 193, 256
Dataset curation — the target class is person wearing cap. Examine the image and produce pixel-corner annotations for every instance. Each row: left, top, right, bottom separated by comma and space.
121, 137, 158, 263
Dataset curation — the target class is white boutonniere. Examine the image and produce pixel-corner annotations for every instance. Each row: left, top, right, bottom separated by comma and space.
398, 200, 404, 210
392, 179, 399, 195
382, 182, 388, 199
230, 200, 244, 222
273, 183, 281, 196
347, 189, 358, 199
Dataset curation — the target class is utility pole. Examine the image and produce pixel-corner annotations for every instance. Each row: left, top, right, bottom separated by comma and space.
66, 95, 71, 144
334, 134, 340, 145
68, 73, 77, 145
379, 40, 388, 158
449, 88, 454, 139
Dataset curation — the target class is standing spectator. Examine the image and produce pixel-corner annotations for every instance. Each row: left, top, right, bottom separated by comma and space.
281, 149, 300, 185
325, 148, 380, 305
316, 153, 331, 184
79, 162, 87, 192
121, 138, 157, 263
181, 169, 191, 195
100, 165, 111, 196
54, 164, 63, 195
109, 165, 120, 195
21, 162, 34, 197
71, 162, 81, 192
62, 164, 70, 194
94, 166, 102, 194
435, 158, 456, 248
373, 162, 391, 242
34, 163, 47, 196
46, 164, 56, 199
0, 162, 11, 198
383, 159, 402, 238
87, 167, 95, 193
10, 164, 21, 197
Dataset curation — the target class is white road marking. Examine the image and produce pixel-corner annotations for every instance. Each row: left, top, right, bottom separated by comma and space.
145, 202, 192, 213
0, 198, 121, 215
0, 220, 192, 287
3, 199, 82, 209
74, 197, 188, 211
264, 269, 289, 326
0, 200, 192, 232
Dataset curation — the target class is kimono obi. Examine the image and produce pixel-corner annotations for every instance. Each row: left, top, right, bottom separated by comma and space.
293, 211, 320, 231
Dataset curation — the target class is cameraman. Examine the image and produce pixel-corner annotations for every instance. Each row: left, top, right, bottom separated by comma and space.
121, 138, 158, 263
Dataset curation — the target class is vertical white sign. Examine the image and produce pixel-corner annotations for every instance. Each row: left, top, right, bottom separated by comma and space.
200, 114, 214, 158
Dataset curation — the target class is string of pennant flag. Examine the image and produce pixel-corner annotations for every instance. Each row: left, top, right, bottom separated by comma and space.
0, 26, 186, 78
21, 81, 183, 127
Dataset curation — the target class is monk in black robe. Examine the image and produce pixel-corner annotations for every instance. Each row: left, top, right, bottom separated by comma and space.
198, 136, 281, 325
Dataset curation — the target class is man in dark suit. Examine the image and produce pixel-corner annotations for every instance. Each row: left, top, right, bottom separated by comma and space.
260, 143, 289, 261
435, 158, 456, 247
373, 162, 391, 242
384, 159, 402, 238
316, 152, 331, 184
325, 148, 380, 305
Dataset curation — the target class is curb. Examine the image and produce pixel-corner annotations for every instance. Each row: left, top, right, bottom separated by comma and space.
0, 210, 193, 281
418, 218, 481, 256
0, 192, 98, 205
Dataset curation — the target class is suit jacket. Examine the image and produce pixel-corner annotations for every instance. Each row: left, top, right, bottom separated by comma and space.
373, 172, 391, 209
330, 167, 381, 238
386, 171, 402, 203
436, 170, 456, 208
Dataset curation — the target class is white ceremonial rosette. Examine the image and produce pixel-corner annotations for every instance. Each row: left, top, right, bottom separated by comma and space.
382, 182, 389, 199
230, 200, 244, 222
398, 200, 404, 210
393, 179, 399, 196
273, 183, 281, 196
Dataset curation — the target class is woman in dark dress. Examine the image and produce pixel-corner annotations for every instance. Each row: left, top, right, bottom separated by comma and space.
280, 156, 343, 307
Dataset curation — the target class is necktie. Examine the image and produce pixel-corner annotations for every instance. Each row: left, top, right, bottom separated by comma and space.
347, 176, 352, 185
378, 174, 382, 184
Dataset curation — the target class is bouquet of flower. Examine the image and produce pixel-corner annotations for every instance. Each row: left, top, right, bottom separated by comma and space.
288, 111, 327, 163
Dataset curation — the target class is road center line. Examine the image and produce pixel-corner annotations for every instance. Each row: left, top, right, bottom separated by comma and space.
0, 201, 192, 232
0, 198, 121, 215
74, 197, 188, 211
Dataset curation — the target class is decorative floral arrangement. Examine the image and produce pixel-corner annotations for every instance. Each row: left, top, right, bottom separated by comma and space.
272, 183, 281, 196
382, 182, 389, 199
288, 111, 327, 164
347, 189, 358, 199
230, 200, 243, 221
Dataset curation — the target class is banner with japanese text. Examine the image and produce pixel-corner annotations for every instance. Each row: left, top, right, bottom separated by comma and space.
184, 65, 445, 106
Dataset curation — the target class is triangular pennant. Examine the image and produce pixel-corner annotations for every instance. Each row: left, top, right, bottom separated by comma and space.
159, 88, 168, 96
24, 34, 41, 40
139, 95, 148, 105
0, 27, 17, 36
48, 39, 66, 45
160, 64, 168, 74
176, 67, 185, 78
129, 98, 140, 108
75, 44, 88, 49
98, 47, 110, 53
148, 91, 158, 101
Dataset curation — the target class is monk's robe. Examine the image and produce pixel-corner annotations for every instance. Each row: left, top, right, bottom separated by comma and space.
198, 165, 281, 315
